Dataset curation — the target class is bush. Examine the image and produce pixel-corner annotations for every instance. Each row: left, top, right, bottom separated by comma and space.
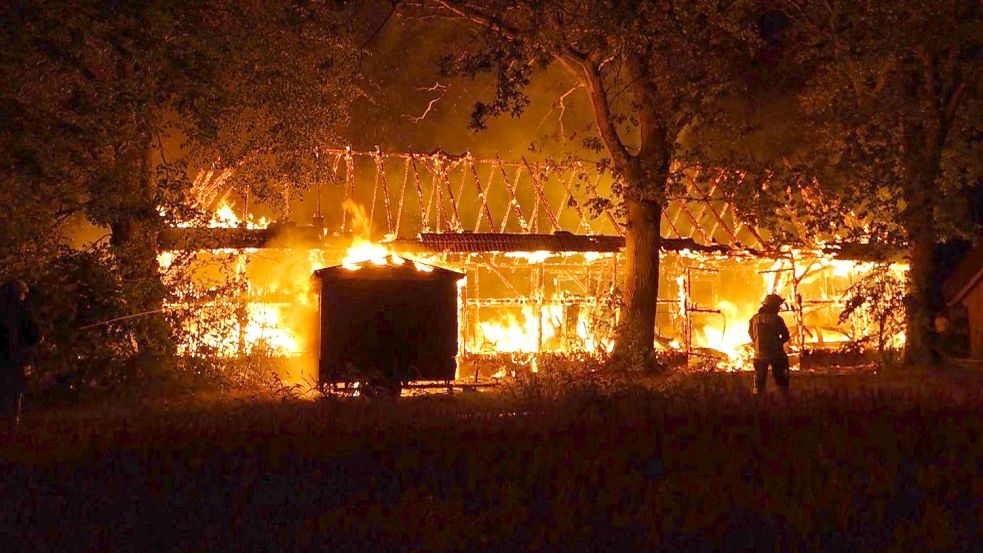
27, 246, 139, 390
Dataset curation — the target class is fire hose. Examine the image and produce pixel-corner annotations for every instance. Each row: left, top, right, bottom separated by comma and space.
76, 308, 170, 330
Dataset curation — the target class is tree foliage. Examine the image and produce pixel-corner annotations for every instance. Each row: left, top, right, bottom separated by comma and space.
410, 0, 762, 366
683, 1, 981, 364
422, 0, 760, 188
2, 0, 363, 230
771, 1, 982, 363
838, 265, 906, 357
0, 0, 363, 381
771, 1, 983, 240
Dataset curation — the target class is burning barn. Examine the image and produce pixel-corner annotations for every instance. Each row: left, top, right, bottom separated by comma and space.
157, 148, 907, 383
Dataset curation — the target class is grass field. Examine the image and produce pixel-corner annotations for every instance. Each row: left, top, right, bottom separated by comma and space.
0, 369, 980, 551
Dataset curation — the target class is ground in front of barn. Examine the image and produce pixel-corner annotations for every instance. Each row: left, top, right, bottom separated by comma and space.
0, 366, 980, 551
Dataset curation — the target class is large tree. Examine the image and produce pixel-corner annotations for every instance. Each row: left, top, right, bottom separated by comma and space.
406, 0, 760, 366
775, 1, 983, 365
1, 0, 362, 367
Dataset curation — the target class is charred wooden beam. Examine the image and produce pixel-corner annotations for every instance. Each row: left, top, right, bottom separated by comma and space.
159, 224, 347, 251
402, 233, 732, 254
160, 225, 900, 261
820, 242, 905, 262
401, 232, 625, 253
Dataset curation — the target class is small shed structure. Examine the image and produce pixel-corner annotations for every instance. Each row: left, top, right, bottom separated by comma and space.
943, 239, 983, 359
312, 256, 464, 390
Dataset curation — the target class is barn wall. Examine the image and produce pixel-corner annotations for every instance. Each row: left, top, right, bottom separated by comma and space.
965, 284, 983, 359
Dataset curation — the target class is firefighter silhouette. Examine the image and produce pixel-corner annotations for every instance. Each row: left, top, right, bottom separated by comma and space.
0, 279, 41, 425
748, 294, 790, 395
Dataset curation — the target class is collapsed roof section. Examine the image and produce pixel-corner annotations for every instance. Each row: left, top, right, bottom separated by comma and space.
162, 148, 895, 259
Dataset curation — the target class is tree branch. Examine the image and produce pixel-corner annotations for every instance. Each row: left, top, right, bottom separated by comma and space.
872, 58, 895, 97
431, 0, 524, 40
537, 84, 583, 139
54, 206, 82, 225
916, 48, 937, 107
402, 81, 449, 122
942, 81, 966, 126
567, 54, 631, 168
628, 52, 665, 163
155, 131, 168, 164
428, 0, 629, 167
940, 47, 966, 124
361, 0, 400, 50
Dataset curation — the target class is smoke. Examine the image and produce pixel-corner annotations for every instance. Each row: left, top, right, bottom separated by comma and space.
342, 199, 373, 239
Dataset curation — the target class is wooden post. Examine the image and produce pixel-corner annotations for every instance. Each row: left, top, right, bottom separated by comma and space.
241, 187, 249, 227
472, 268, 480, 382
535, 265, 545, 354
457, 274, 467, 360
283, 181, 291, 222
684, 268, 693, 355
789, 254, 806, 354
611, 253, 621, 327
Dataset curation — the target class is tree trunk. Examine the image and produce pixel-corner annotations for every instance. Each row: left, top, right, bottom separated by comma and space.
900, 143, 940, 367
574, 52, 669, 370
110, 142, 172, 369
900, 118, 944, 367
611, 198, 662, 368
902, 210, 936, 367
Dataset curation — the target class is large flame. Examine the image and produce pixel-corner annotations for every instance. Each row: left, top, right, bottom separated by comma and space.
161, 199, 270, 229
338, 202, 436, 273
170, 247, 327, 360
209, 202, 269, 229
696, 300, 750, 364
477, 304, 613, 354
479, 306, 558, 353
341, 241, 392, 269
685, 256, 909, 370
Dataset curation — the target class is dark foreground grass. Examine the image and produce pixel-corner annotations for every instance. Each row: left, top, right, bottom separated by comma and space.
0, 371, 980, 552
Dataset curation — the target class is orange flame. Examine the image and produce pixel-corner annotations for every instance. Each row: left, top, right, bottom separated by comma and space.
163, 195, 909, 381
